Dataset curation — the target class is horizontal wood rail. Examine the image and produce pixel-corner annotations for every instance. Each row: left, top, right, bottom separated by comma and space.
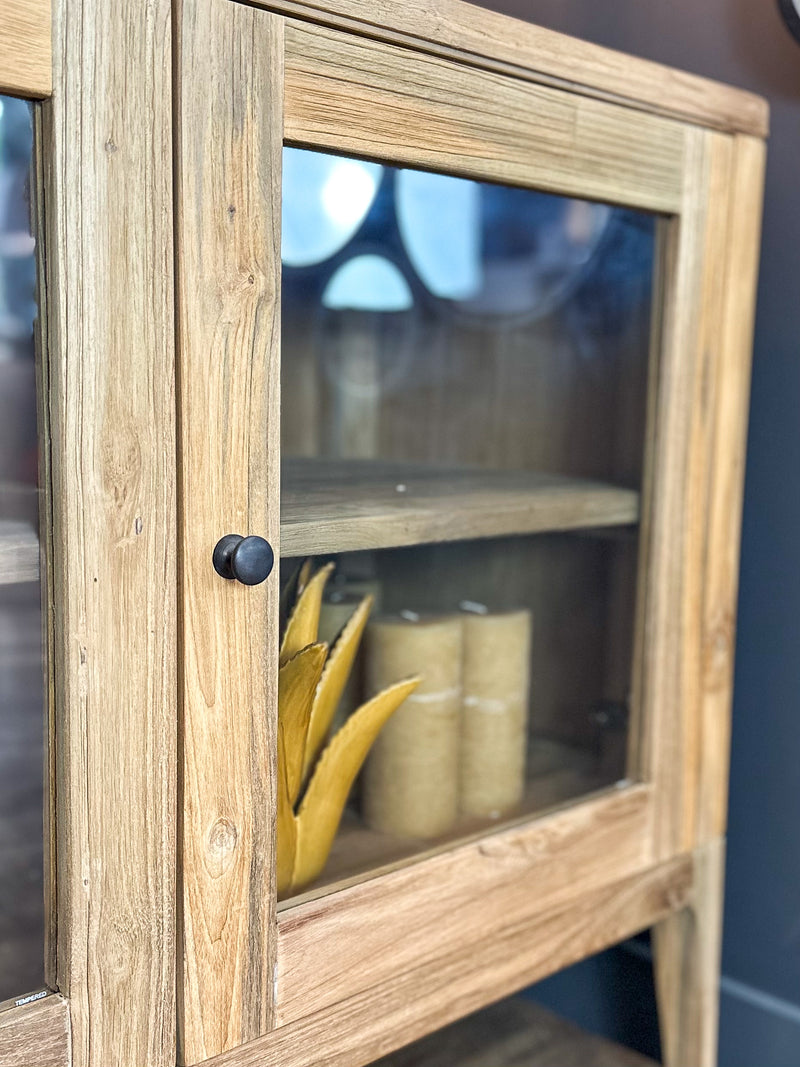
251, 0, 767, 136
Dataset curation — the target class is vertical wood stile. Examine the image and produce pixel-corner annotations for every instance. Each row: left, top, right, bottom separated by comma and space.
40, 0, 177, 1064
678, 133, 737, 853
175, 0, 283, 1061
641, 126, 715, 861
696, 135, 766, 844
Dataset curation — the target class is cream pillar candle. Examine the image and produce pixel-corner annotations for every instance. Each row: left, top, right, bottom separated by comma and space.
362, 612, 463, 838
459, 605, 532, 819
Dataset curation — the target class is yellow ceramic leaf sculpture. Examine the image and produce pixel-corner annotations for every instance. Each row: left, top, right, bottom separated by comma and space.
302, 594, 373, 782
279, 643, 327, 805
279, 561, 334, 667
276, 722, 298, 898
293, 677, 420, 890
275, 562, 421, 898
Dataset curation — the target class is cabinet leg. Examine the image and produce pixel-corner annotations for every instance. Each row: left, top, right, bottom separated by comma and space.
653, 838, 725, 1067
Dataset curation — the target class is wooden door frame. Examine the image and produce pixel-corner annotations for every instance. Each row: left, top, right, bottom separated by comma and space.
174, 3, 766, 1066
0, 0, 764, 1066
0, 0, 178, 1066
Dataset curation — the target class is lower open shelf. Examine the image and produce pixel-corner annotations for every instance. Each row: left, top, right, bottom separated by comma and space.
281, 739, 621, 908
373, 996, 656, 1067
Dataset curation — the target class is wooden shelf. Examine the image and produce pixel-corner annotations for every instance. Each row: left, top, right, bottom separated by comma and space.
373, 997, 656, 1067
0, 521, 39, 585
281, 739, 612, 909
281, 458, 639, 556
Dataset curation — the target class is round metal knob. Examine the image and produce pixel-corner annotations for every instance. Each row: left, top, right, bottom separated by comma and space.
212, 534, 274, 586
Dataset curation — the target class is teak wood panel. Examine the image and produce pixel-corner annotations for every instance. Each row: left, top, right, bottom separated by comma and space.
283, 20, 686, 214
636, 127, 721, 861
0, 0, 51, 98
0, 996, 70, 1067
246, 0, 767, 137
276, 786, 654, 1026
696, 136, 766, 844
175, 0, 283, 1062
206, 853, 692, 1067
642, 128, 766, 859
40, 0, 177, 1065
671, 132, 736, 858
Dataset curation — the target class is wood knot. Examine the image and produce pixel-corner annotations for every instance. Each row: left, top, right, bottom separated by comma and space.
207, 817, 239, 878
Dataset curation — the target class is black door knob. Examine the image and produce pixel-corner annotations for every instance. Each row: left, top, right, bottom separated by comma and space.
213, 534, 274, 585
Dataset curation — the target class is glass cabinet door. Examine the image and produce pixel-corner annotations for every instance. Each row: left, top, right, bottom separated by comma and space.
175, 7, 716, 1059
278, 149, 657, 903
0, 95, 45, 1004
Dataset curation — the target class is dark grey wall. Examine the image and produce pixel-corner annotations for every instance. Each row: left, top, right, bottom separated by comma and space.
471, 2, 800, 1062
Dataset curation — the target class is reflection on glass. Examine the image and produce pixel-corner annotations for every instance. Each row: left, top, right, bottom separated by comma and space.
396, 170, 481, 301
0, 96, 43, 1000
280, 148, 656, 902
282, 147, 383, 267
322, 255, 413, 312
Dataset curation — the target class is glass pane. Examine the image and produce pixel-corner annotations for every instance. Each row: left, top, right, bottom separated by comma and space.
0, 96, 44, 999
279, 147, 656, 903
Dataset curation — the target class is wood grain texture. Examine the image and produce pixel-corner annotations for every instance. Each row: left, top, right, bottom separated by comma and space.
284, 20, 686, 214
653, 839, 725, 1067
206, 853, 692, 1067
39, 0, 177, 1063
0, 0, 51, 98
0, 520, 38, 584
282, 459, 639, 556
696, 136, 766, 844
175, 1, 282, 1061
638, 129, 715, 861
645, 130, 765, 859
0, 995, 69, 1067
276, 785, 654, 1026
651, 131, 737, 859
374, 997, 657, 1067
251, 0, 766, 136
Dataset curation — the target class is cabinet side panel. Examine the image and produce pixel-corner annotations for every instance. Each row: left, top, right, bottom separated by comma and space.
696, 136, 766, 844
175, 1, 283, 1062
41, 0, 177, 1064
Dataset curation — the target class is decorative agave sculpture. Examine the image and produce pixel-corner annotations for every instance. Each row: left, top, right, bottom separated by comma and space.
277, 561, 420, 898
